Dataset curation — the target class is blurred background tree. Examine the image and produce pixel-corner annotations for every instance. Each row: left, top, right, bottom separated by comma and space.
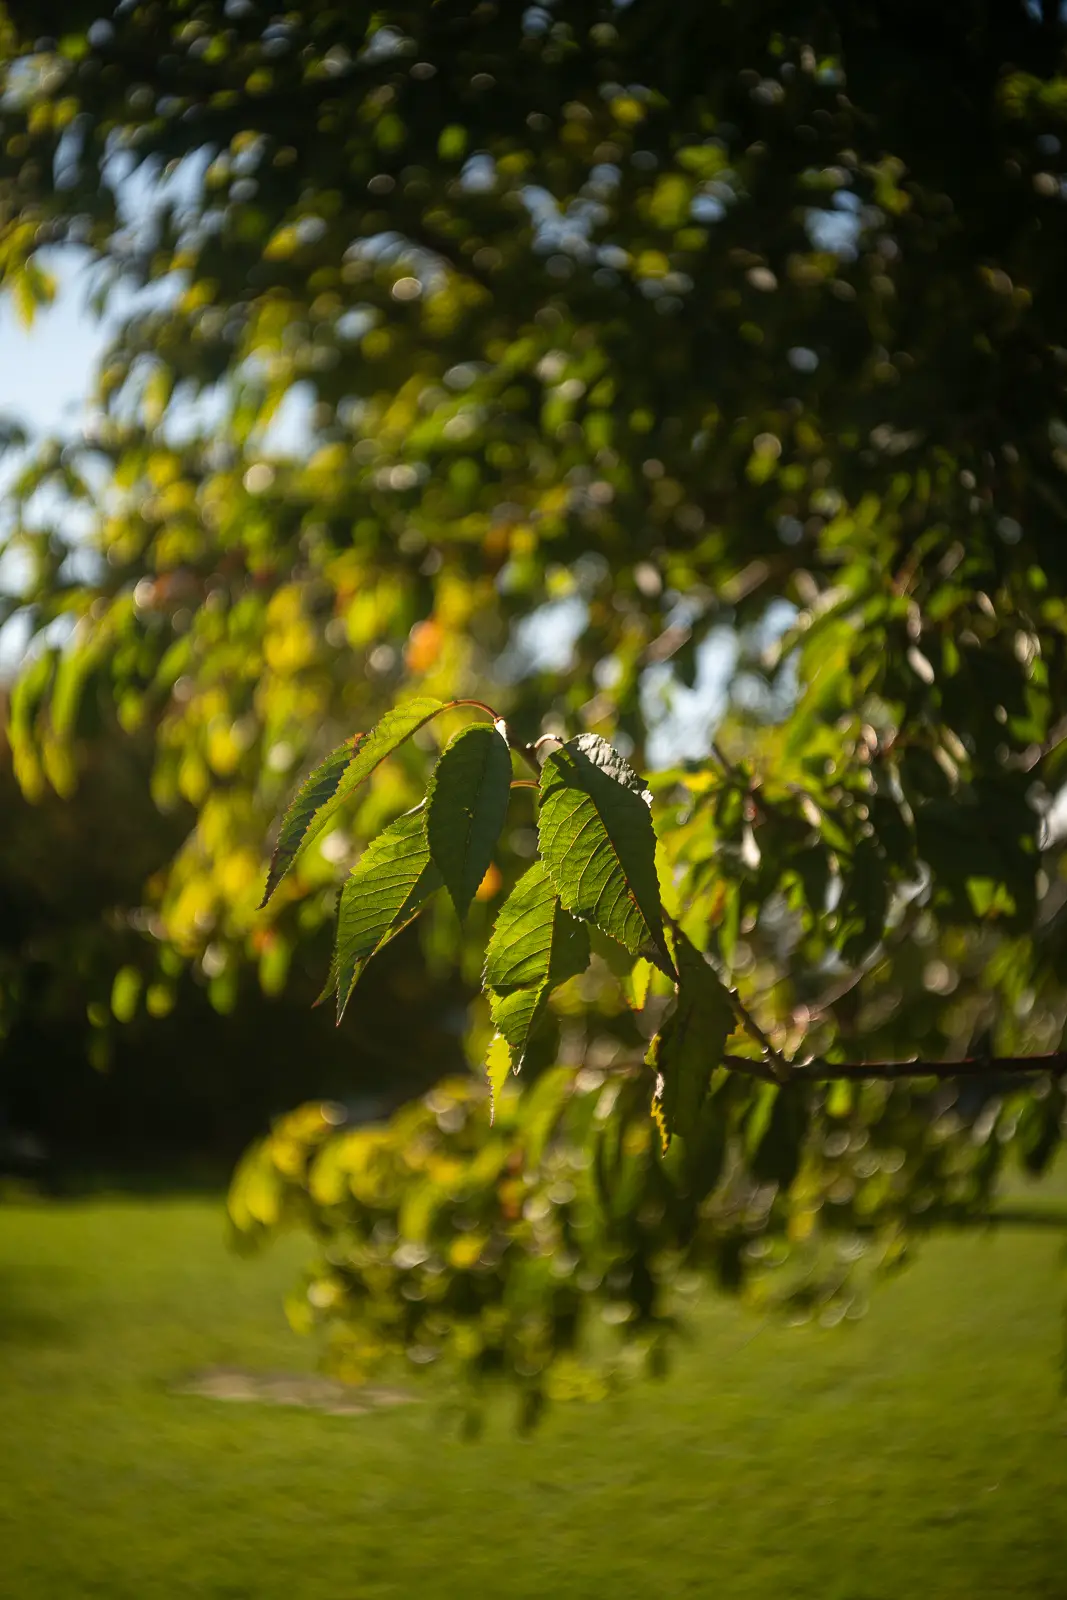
2, 0, 1067, 1402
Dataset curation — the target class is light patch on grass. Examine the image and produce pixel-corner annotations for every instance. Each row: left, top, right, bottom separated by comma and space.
174, 1366, 415, 1415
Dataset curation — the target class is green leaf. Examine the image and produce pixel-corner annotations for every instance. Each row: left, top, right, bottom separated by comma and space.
261, 696, 444, 905
484, 859, 590, 1067
426, 722, 513, 920
648, 928, 734, 1143
485, 1033, 512, 1123
333, 806, 442, 1019
260, 738, 359, 906
538, 733, 672, 974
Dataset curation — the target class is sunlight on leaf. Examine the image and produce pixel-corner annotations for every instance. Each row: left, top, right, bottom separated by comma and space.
261, 697, 444, 905
332, 806, 442, 1018
485, 1032, 512, 1123
538, 734, 673, 975
426, 722, 513, 920
484, 859, 590, 1068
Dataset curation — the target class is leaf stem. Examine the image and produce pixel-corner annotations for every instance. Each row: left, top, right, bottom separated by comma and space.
452, 698, 501, 721
450, 698, 541, 776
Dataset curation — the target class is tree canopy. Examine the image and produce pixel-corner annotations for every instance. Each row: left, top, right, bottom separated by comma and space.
3, 0, 1067, 1409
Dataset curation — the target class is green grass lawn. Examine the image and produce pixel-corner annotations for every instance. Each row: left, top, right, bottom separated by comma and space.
1, 1193, 1065, 1599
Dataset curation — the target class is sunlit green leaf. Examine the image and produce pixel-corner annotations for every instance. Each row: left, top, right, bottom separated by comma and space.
260, 738, 357, 906
333, 806, 442, 1018
261, 697, 444, 904
485, 1032, 512, 1122
426, 722, 513, 920
484, 859, 590, 1067
627, 957, 653, 1011
538, 734, 672, 975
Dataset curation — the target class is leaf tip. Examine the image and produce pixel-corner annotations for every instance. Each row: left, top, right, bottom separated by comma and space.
651, 1075, 670, 1155
485, 1033, 512, 1122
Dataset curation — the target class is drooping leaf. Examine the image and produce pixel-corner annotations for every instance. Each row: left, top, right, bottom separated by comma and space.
537, 733, 672, 975
261, 738, 359, 907
484, 859, 591, 1067
426, 721, 513, 920
261, 696, 444, 905
332, 806, 442, 1019
648, 927, 734, 1142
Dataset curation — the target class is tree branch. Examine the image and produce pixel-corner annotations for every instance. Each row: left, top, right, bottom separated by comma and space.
719, 1051, 1067, 1085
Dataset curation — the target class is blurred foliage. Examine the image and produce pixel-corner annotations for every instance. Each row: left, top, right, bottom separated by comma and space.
229, 1067, 1065, 1423
3, 0, 1067, 1398
0, 697, 469, 1170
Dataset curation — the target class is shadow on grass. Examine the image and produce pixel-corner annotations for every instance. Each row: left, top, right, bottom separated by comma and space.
0, 1266, 76, 1348
2, 1160, 234, 1202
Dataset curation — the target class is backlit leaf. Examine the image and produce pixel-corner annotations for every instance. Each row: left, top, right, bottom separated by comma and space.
484, 859, 590, 1067
333, 806, 442, 1019
426, 722, 513, 920
485, 1033, 512, 1123
648, 927, 734, 1142
261, 696, 444, 904
627, 957, 653, 1011
538, 733, 672, 974
260, 738, 359, 907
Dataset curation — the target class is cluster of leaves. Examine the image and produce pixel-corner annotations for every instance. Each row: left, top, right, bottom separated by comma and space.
264, 689, 740, 1143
